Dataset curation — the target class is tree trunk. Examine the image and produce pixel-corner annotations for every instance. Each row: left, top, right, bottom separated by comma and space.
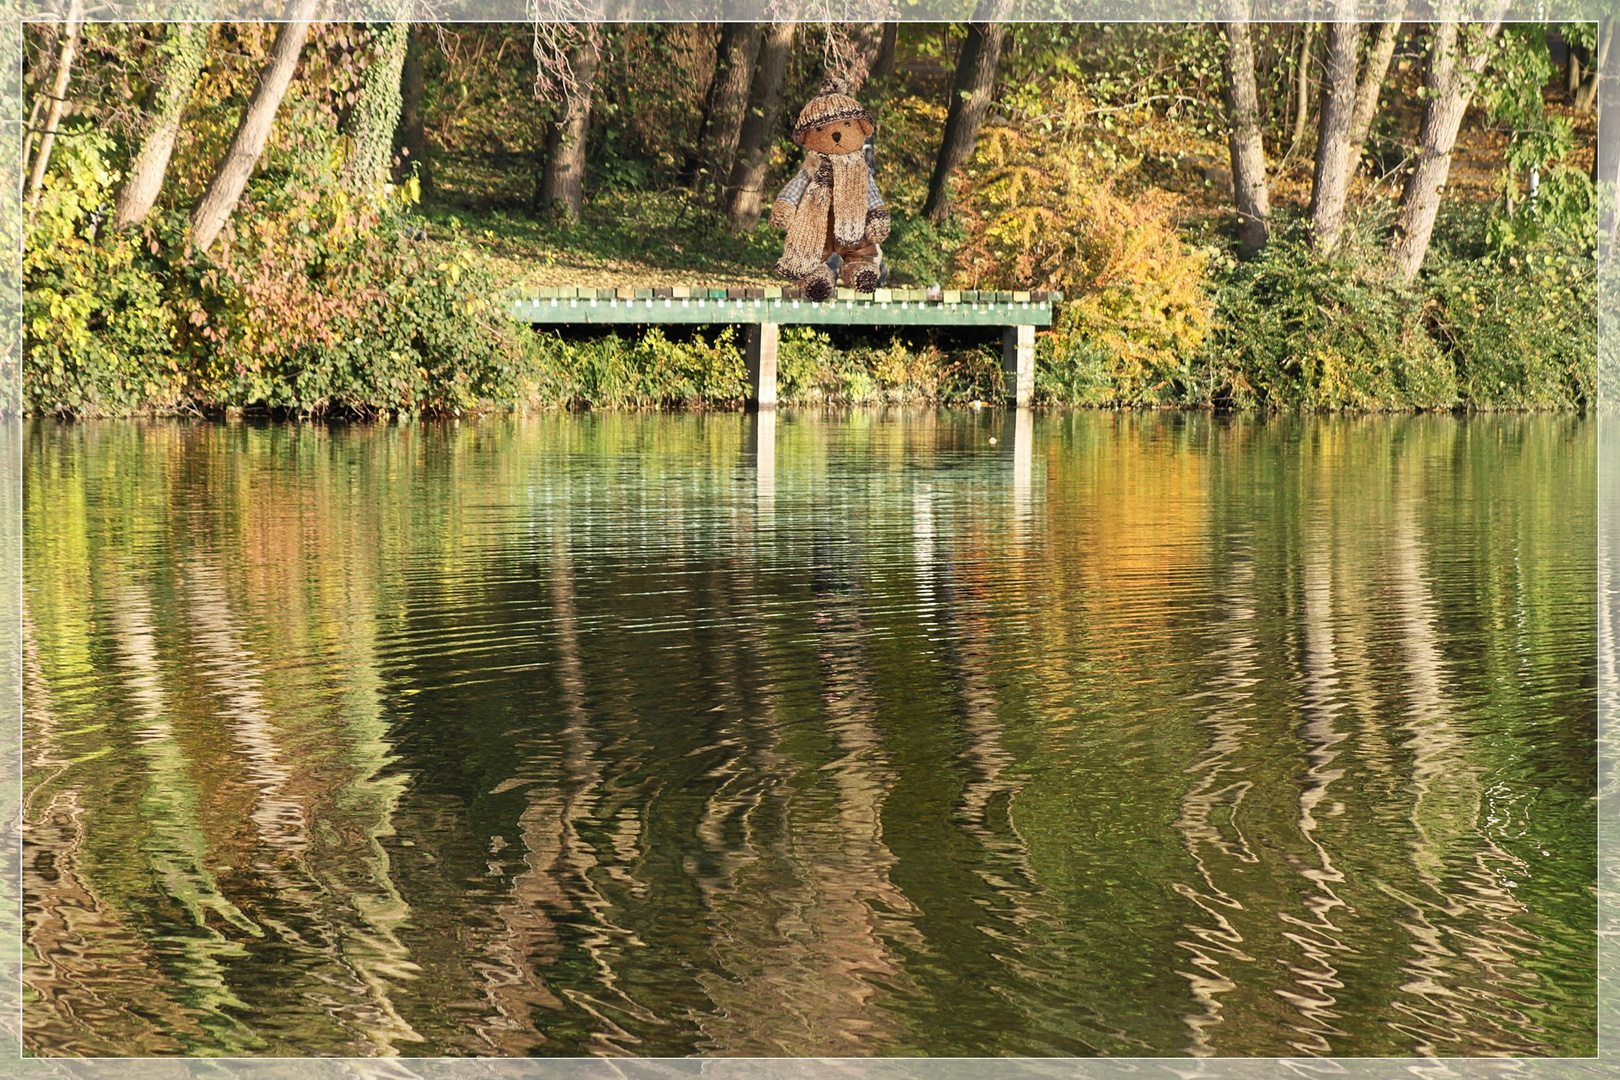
22, 24, 60, 182
114, 22, 209, 229
846, 22, 885, 91
538, 29, 598, 221
1348, 17, 1399, 154
1218, 12, 1271, 259
922, 19, 1008, 224
1309, 14, 1359, 251
1568, 50, 1583, 102
686, 22, 759, 194
394, 24, 431, 191
344, 20, 410, 196
724, 20, 794, 233
871, 22, 898, 82
188, 0, 320, 253
1390, 18, 1504, 282
1291, 21, 1315, 154
1595, 17, 1618, 255
24, 0, 85, 212
1577, 29, 1608, 112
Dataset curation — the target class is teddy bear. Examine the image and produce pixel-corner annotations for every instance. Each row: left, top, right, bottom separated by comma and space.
769, 78, 890, 300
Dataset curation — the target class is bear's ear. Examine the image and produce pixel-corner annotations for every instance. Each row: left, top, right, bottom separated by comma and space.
857, 118, 876, 139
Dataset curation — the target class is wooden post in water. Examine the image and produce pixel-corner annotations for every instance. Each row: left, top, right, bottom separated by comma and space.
1003, 324, 1035, 407
746, 322, 779, 409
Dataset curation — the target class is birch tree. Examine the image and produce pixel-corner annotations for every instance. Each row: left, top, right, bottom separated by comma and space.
188, 0, 322, 252
1218, 6, 1271, 259
1390, 18, 1503, 281
1308, 10, 1359, 251
113, 21, 210, 229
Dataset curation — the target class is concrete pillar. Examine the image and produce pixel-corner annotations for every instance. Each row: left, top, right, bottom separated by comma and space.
1002, 324, 1035, 407
746, 322, 780, 410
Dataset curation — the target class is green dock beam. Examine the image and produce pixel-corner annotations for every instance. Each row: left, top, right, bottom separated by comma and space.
1003, 324, 1036, 407
745, 323, 779, 410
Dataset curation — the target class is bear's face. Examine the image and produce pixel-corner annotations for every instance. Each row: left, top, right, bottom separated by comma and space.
799, 117, 873, 156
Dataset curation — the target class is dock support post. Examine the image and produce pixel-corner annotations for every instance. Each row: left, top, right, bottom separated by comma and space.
1003, 324, 1035, 407
746, 322, 779, 410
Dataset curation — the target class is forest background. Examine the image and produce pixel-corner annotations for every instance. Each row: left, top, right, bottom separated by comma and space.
21, 11, 1607, 415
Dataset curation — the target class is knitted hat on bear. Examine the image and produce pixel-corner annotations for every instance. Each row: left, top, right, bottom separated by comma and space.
792, 77, 875, 145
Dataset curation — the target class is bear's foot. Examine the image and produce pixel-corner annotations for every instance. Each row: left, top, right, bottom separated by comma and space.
841, 259, 880, 294
802, 267, 836, 302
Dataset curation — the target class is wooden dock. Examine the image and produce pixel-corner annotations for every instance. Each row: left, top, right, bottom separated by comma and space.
509, 286, 1062, 408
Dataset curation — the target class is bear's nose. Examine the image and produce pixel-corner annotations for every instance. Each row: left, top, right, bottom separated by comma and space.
832, 130, 842, 143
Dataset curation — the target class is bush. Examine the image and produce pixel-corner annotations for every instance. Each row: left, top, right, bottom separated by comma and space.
1428, 250, 1594, 410
522, 326, 746, 408
775, 327, 1003, 405
950, 83, 1213, 406
1201, 234, 1457, 412
24, 133, 183, 417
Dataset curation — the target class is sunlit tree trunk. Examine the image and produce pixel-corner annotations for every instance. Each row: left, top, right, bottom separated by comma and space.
24, 0, 85, 212
922, 17, 1008, 224
1309, 13, 1359, 251
1348, 17, 1400, 155
724, 21, 794, 233
1390, 18, 1503, 282
394, 24, 431, 190
686, 22, 759, 194
188, 0, 321, 252
1290, 21, 1315, 155
343, 20, 410, 196
113, 21, 209, 229
1218, 9, 1271, 259
538, 27, 599, 221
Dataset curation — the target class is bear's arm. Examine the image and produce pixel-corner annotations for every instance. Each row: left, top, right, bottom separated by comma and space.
863, 173, 890, 243
769, 199, 795, 230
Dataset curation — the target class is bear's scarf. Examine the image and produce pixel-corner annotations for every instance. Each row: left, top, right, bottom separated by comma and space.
776, 149, 870, 280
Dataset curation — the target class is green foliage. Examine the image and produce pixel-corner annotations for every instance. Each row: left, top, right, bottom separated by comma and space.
1428, 249, 1595, 409
1201, 234, 1458, 412
24, 133, 182, 417
523, 327, 747, 408
775, 327, 1003, 404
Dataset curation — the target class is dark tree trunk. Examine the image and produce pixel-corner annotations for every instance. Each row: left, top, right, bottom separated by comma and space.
871, 22, 898, 82
1595, 17, 1618, 254
1578, 28, 1608, 112
685, 22, 759, 194
394, 24, 432, 192
847, 22, 885, 91
724, 21, 794, 233
189, 0, 320, 252
25, 0, 85, 212
922, 19, 1008, 224
1348, 17, 1399, 154
538, 29, 599, 222
1218, 12, 1271, 259
1391, 18, 1504, 282
113, 20, 209, 229
1309, 14, 1359, 251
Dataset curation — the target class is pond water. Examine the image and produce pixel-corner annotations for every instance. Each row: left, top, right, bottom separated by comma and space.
21, 411, 1595, 1059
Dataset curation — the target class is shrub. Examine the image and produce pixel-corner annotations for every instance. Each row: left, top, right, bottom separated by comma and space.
24, 133, 183, 417
522, 326, 746, 408
1202, 233, 1457, 412
950, 83, 1214, 406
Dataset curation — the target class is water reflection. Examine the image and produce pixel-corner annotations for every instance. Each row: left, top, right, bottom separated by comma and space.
21, 412, 1595, 1058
